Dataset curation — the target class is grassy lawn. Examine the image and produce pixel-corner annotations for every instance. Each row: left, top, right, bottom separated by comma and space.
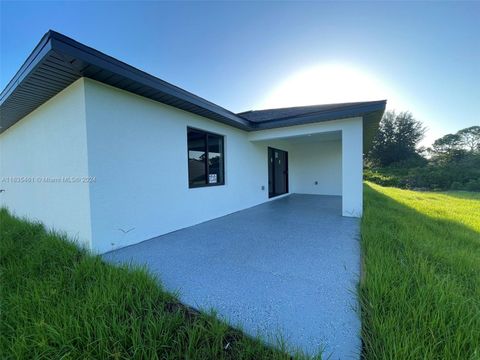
0, 208, 309, 360
2, 185, 479, 359
361, 183, 480, 359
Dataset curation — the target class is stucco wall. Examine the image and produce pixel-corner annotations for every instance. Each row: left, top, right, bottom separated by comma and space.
0, 79, 92, 247
290, 140, 342, 196
83, 79, 283, 253
0, 77, 363, 253
249, 118, 364, 217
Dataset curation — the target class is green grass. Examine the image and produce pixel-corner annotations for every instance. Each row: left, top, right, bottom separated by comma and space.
0, 208, 315, 359
361, 182, 480, 359
3, 185, 479, 359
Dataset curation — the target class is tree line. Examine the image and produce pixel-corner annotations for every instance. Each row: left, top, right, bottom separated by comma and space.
365, 111, 480, 191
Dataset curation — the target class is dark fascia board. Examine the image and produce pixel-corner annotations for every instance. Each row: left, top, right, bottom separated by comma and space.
47, 32, 251, 129
0, 32, 53, 104
0, 30, 386, 146
250, 101, 386, 130
0, 30, 251, 132
250, 101, 386, 152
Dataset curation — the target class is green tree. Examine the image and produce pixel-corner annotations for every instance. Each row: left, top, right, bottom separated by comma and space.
367, 111, 426, 166
458, 126, 480, 152
429, 126, 480, 163
429, 133, 466, 164
431, 133, 462, 154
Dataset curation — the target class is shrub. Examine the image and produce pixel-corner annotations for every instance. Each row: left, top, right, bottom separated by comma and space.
450, 181, 463, 190
465, 179, 480, 191
363, 170, 400, 187
365, 153, 480, 191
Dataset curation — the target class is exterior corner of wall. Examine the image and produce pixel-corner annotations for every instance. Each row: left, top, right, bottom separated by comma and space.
82, 78, 97, 251
0, 78, 93, 250
79, 78, 94, 251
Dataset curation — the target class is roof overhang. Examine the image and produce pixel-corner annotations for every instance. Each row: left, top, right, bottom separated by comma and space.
243, 101, 385, 152
0, 31, 251, 134
0, 30, 386, 151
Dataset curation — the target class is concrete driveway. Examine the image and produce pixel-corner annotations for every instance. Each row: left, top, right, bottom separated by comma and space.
104, 194, 361, 359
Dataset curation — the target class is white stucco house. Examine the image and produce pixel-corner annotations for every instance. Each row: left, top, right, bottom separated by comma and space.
0, 31, 386, 253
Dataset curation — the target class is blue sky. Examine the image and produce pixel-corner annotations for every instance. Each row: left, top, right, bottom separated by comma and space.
1, 1, 478, 145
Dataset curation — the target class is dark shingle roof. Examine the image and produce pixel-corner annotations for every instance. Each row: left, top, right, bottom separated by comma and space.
238, 101, 386, 152
238, 101, 385, 123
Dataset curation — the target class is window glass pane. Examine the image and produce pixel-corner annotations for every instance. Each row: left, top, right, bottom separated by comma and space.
188, 130, 206, 186
208, 135, 224, 184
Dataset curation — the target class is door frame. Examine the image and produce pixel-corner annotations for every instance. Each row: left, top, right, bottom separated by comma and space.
268, 147, 289, 198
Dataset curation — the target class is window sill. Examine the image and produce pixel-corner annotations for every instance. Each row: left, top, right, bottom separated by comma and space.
189, 183, 225, 189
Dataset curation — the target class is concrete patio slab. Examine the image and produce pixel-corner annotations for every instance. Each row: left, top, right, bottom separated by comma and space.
103, 194, 361, 359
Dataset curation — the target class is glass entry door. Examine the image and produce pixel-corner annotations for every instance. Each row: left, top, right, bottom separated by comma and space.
268, 147, 288, 198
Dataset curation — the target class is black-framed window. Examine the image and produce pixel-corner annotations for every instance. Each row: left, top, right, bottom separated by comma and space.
187, 127, 224, 188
